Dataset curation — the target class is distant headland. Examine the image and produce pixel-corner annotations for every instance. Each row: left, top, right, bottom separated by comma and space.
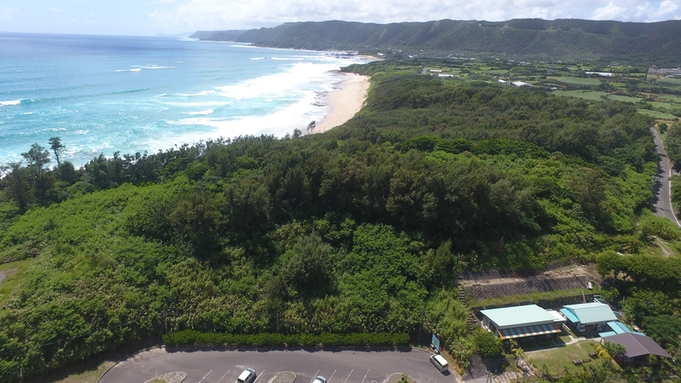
191, 19, 681, 64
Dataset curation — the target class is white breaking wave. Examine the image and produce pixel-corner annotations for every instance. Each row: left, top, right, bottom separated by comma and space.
36, 127, 68, 133
187, 109, 215, 115
215, 62, 340, 101
134, 65, 176, 70
0, 99, 22, 107
168, 90, 326, 139
164, 101, 227, 107
176, 90, 216, 97
115, 68, 142, 72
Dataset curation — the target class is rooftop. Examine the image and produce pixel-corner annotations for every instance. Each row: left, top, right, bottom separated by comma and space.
605, 333, 671, 359
562, 302, 617, 325
481, 304, 557, 328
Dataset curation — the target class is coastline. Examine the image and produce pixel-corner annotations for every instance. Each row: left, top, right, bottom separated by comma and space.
311, 72, 370, 134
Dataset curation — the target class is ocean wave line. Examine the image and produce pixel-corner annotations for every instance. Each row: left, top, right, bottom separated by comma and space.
187, 109, 215, 116
0, 99, 22, 107
111, 88, 150, 95
176, 90, 216, 97
133, 65, 176, 70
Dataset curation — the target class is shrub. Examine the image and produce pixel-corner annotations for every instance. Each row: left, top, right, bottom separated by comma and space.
473, 329, 503, 358
163, 331, 409, 348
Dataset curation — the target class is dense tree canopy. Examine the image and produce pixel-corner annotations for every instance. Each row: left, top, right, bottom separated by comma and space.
0, 61, 662, 381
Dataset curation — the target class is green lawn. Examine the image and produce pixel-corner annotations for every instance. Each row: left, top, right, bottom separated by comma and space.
637, 109, 678, 119
606, 94, 640, 103
660, 95, 681, 103
527, 340, 599, 376
551, 90, 609, 101
657, 78, 681, 86
548, 76, 601, 86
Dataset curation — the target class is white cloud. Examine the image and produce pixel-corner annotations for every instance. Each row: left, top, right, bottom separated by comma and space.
590, 0, 680, 21
592, 0, 627, 20
0, 6, 17, 21
2, 0, 679, 35
162, 0, 681, 32
150, 8, 174, 22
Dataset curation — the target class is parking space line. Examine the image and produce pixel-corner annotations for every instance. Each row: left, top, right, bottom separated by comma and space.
328, 370, 336, 382
310, 369, 320, 383
198, 370, 213, 383
360, 370, 370, 383
253, 370, 266, 383
343, 369, 353, 383
216, 369, 231, 383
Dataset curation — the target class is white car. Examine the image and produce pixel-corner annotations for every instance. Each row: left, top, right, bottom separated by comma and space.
237, 368, 257, 383
312, 376, 327, 383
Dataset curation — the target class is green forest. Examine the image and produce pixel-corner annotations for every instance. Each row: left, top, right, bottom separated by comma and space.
195, 18, 681, 64
0, 59, 678, 382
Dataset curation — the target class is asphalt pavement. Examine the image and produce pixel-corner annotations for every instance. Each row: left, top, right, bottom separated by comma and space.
99, 348, 458, 383
650, 126, 681, 227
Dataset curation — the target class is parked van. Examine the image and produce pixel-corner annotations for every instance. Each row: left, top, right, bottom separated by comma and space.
430, 354, 448, 372
236, 368, 257, 383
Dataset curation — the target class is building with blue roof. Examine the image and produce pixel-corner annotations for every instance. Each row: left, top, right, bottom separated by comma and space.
598, 321, 646, 338
560, 302, 617, 334
480, 304, 565, 340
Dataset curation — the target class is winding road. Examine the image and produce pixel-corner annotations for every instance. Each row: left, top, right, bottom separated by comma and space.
650, 126, 681, 227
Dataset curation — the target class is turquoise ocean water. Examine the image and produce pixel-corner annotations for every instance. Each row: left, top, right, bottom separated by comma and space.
0, 33, 366, 167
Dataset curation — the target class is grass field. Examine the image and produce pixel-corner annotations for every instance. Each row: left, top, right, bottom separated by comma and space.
652, 102, 681, 114
0, 258, 34, 305
660, 95, 681, 103
527, 341, 599, 376
638, 109, 678, 119
26, 360, 115, 383
657, 78, 681, 86
551, 90, 609, 101
606, 94, 640, 103
548, 77, 601, 86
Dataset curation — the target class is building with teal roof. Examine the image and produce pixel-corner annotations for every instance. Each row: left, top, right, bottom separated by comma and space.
560, 302, 617, 333
480, 304, 565, 340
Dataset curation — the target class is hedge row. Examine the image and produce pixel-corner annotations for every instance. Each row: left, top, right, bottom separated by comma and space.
163, 331, 410, 348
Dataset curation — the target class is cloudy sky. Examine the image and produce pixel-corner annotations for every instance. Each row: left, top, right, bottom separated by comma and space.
1, 0, 680, 36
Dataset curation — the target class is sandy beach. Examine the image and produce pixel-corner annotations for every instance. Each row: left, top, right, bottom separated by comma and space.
312, 72, 370, 134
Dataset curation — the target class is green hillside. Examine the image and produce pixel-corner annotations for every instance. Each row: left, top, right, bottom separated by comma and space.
3, 59, 681, 382
192, 19, 681, 63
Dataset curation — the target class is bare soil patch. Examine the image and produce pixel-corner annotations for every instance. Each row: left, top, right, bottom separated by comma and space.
459, 265, 597, 302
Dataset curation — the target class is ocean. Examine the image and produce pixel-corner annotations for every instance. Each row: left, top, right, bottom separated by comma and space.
0, 33, 366, 168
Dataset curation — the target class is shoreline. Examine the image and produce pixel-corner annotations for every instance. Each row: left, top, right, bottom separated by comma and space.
311, 72, 370, 134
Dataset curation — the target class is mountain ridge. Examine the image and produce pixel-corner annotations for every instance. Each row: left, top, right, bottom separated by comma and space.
190, 18, 681, 63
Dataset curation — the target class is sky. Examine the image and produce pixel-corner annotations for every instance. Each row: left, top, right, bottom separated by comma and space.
0, 0, 680, 36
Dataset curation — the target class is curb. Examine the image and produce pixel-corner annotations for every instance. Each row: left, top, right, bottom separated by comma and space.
96, 345, 165, 383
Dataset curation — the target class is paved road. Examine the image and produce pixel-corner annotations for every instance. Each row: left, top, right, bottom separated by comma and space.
99, 348, 457, 383
650, 126, 681, 227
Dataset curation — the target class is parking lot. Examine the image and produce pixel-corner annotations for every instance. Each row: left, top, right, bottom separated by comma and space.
99, 349, 457, 383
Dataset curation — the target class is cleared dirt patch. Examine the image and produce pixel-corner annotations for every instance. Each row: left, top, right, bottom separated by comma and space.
460, 265, 596, 302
